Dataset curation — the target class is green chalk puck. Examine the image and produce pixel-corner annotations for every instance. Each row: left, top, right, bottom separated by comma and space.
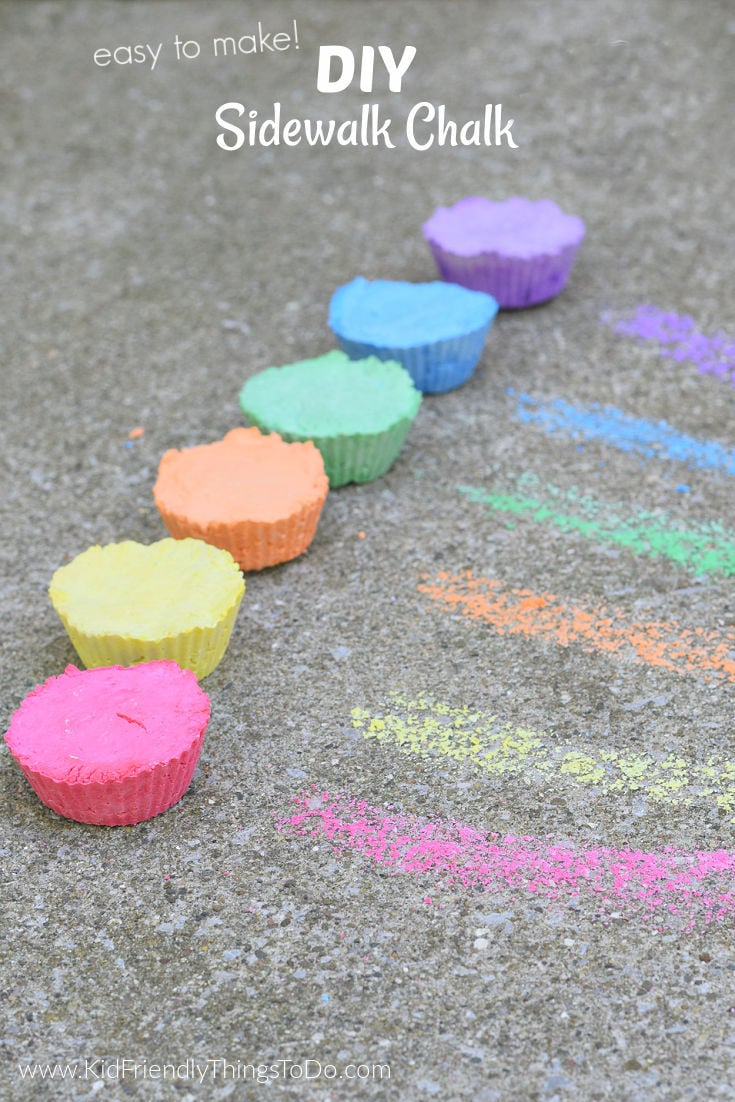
239, 350, 422, 487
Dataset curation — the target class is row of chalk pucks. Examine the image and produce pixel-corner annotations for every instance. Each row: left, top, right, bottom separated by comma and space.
4, 196, 585, 827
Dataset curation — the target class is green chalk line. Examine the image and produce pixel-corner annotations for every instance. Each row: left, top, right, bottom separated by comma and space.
458, 474, 735, 577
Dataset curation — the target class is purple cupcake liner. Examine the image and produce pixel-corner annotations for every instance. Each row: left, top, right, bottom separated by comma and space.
335, 324, 492, 395
426, 240, 582, 309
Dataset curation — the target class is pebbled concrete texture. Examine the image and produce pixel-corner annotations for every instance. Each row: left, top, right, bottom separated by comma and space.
2, 1, 735, 1098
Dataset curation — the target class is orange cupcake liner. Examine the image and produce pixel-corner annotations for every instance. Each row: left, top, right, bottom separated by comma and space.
156, 493, 327, 571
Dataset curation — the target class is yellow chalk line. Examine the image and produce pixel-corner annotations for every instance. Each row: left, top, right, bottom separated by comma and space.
351, 692, 735, 818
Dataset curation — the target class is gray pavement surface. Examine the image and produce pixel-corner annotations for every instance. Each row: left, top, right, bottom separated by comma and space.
2, 1, 735, 1098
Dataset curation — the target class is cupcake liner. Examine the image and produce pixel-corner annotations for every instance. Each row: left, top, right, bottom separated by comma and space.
154, 429, 329, 571
5, 662, 210, 827
54, 596, 242, 681
157, 494, 326, 571
263, 418, 416, 487
239, 353, 422, 488
49, 539, 245, 681
334, 324, 492, 395
426, 240, 582, 309
328, 277, 498, 394
17, 730, 205, 826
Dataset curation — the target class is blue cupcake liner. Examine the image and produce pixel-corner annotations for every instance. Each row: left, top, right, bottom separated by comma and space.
333, 322, 494, 395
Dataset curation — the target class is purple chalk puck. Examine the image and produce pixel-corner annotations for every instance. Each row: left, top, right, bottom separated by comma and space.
422, 196, 585, 309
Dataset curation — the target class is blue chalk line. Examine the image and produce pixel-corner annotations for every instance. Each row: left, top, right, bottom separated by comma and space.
512, 391, 735, 476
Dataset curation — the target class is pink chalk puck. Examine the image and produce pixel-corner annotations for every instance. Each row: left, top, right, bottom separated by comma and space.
4, 662, 210, 826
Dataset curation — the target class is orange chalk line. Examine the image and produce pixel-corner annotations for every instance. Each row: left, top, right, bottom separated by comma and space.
418, 571, 735, 683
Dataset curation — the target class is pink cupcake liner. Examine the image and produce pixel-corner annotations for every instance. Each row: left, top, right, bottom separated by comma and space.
17, 733, 205, 826
5, 662, 211, 827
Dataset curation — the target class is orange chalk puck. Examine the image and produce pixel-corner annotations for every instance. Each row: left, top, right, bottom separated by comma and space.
153, 427, 329, 571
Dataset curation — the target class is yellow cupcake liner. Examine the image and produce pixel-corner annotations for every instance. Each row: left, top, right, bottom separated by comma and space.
55, 590, 243, 680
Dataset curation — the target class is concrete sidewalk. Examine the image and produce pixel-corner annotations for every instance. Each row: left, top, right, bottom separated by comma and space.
2, 2, 735, 1098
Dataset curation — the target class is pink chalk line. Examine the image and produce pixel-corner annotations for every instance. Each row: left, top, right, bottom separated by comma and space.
604, 305, 735, 383
279, 790, 735, 929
